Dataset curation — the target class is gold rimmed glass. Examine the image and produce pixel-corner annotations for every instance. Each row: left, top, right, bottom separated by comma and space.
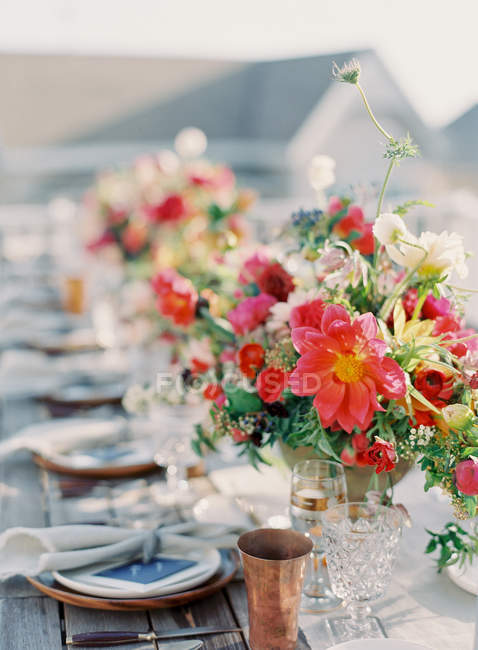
290, 459, 347, 613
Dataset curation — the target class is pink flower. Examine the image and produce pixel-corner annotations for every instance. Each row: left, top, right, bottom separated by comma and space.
227, 293, 277, 335
455, 459, 478, 496
328, 196, 344, 216
239, 251, 270, 285
220, 348, 237, 363
289, 305, 407, 433
422, 294, 451, 319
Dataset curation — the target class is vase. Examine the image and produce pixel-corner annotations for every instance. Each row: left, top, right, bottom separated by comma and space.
278, 440, 414, 502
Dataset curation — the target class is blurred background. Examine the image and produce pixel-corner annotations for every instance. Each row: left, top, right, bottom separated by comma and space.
1, 0, 477, 309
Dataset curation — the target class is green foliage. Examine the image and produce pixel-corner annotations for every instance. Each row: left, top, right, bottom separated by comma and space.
426, 522, 478, 572
224, 384, 262, 416
393, 200, 435, 217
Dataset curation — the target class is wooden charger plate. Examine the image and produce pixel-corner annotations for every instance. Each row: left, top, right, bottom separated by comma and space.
32, 452, 205, 480
27, 549, 239, 611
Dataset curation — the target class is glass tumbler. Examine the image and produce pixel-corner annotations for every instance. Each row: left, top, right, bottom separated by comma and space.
290, 459, 347, 613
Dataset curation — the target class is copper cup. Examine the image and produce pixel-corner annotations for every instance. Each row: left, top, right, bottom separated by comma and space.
238, 528, 313, 650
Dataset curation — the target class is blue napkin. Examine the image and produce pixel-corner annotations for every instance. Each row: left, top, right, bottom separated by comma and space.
95, 556, 197, 584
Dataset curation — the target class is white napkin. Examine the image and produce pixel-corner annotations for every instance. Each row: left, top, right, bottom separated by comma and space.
0, 521, 239, 579
0, 417, 125, 461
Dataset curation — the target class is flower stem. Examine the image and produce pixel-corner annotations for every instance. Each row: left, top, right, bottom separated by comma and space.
356, 83, 393, 142
411, 290, 428, 322
379, 251, 428, 322
376, 160, 395, 220
198, 306, 236, 344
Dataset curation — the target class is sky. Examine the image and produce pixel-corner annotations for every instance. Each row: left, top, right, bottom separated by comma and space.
1, 0, 477, 127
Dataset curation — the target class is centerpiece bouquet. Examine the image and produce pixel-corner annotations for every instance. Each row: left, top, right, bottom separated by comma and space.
191, 60, 478, 525
84, 128, 254, 277
82, 128, 255, 347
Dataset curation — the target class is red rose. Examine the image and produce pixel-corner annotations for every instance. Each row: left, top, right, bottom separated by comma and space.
203, 383, 224, 401
238, 343, 265, 379
151, 269, 198, 327
227, 293, 277, 335
145, 194, 187, 224
290, 298, 326, 329
455, 459, 478, 496
414, 368, 453, 401
232, 428, 250, 443
364, 437, 397, 474
256, 367, 290, 403
256, 263, 295, 302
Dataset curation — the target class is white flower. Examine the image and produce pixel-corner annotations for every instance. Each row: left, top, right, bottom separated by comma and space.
308, 155, 336, 191
174, 127, 208, 159
373, 213, 409, 246
387, 230, 468, 280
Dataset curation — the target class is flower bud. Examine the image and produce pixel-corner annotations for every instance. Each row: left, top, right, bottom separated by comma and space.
442, 404, 474, 431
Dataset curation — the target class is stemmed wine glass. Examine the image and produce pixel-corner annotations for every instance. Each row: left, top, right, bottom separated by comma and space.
290, 459, 347, 613
151, 402, 207, 507
322, 501, 403, 642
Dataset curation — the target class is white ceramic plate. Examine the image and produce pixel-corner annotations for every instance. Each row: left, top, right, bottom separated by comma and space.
52, 547, 221, 598
447, 558, 478, 595
328, 640, 433, 650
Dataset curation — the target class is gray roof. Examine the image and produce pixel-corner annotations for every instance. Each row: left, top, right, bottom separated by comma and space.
71, 51, 362, 144
444, 104, 478, 164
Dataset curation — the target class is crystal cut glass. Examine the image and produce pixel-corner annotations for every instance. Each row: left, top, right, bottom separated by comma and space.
322, 501, 403, 642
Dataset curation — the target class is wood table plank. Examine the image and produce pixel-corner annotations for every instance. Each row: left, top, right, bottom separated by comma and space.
0, 596, 63, 650
150, 591, 246, 649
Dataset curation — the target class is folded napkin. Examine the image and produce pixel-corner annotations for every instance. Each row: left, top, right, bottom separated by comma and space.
0, 521, 240, 579
0, 417, 126, 461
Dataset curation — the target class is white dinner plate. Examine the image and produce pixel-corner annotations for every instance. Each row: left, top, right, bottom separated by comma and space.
52, 547, 221, 598
328, 641, 433, 650
447, 558, 478, 595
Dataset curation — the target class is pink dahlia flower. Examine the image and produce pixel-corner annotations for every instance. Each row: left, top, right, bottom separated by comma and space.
289, 305, 406, 433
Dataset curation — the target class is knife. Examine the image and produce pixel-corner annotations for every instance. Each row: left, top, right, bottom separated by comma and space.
67, 636, 203, 649
67, 626, 242, 646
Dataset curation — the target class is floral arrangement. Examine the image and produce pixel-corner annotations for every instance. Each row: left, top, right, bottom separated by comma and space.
83, 127, 254, 279
191, 60, 478, 522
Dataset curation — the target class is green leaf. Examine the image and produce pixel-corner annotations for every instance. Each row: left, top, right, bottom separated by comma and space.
463, 495, 477, 518
408, 385, 441, 414
224, 384, 262, 416
208, 203, 229, 223
425, 538, 437, 554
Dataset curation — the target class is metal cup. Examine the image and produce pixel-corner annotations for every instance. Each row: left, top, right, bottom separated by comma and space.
238, 528, 313, 650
